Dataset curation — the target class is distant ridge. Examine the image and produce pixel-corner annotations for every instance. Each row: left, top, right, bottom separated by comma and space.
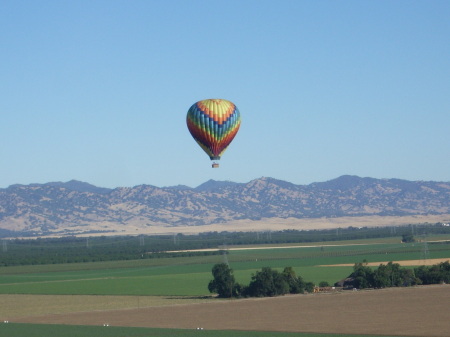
9, 180, 112, 194
1, 175, 449, 237
195, 179, 242, 192
47, 180, 113, 194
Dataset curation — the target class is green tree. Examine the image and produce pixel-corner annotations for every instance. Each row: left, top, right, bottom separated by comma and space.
351, 261, 374, 289
304, 282, 315, 293
373, 262, 406, 287
373, 263, 391, 288
400, 268, 419, 287
401, 233, 415, 243
208, 263, 238, 298
282, 266, 305, 294
348, 261, 420, 289
245, 267, 289, 297
415, 261, 450, 285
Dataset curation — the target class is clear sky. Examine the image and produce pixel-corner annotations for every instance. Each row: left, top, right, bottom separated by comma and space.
1, 0, 449, 189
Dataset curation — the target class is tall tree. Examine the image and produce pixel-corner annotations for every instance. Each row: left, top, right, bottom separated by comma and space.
208, 263, 237, 298
351, 261, 374, 289
282, 266, 305, 293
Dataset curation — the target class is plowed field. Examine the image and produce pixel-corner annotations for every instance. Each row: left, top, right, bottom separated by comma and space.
12, 285, 450, 337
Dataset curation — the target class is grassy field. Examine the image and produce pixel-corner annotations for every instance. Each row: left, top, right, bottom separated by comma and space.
1, 238, 449, 297
0, 323, 407, 337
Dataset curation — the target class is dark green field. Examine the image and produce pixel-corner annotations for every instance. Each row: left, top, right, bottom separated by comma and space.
0, 323, 413, 337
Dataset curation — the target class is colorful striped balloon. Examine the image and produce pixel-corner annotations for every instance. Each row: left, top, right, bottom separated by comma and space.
186, 99, 241, 163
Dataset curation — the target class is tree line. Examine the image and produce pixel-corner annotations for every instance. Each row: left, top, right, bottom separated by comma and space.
342, 260, 450, 289
1, 223, 449, 267
208, 260, 450, 299
208, 263, 316, 298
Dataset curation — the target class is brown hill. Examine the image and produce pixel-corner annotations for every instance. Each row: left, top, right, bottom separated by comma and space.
0, 175, 449, 237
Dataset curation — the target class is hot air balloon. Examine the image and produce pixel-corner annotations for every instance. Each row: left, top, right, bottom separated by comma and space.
186, 99, 241, 168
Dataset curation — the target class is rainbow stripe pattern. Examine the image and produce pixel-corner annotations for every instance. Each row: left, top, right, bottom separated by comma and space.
186, 99, 241, 160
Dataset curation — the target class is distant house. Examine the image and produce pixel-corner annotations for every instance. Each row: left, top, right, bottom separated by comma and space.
334, 277, 355, 289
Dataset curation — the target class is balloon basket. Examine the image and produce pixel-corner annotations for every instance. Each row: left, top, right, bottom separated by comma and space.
212, 162, 220, 168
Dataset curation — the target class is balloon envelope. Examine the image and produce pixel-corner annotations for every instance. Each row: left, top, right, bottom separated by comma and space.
186, 99, 241, 161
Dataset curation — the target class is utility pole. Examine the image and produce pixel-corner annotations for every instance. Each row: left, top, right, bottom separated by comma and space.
221, 244, 229, 266
421, 235, 430, 262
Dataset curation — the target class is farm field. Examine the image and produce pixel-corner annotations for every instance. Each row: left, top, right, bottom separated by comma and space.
1, 238, 450, 336
8, 285, 450, 337
2, 239, 450, 295
0, 323, 416, 337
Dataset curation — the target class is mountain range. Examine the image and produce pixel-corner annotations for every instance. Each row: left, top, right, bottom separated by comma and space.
1, 175, 449, 237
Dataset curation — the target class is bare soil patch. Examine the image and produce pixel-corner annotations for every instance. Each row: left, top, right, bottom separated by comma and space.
10, 285, 450, 337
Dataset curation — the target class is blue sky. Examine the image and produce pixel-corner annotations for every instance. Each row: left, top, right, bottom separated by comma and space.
1, 0, 449, 188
